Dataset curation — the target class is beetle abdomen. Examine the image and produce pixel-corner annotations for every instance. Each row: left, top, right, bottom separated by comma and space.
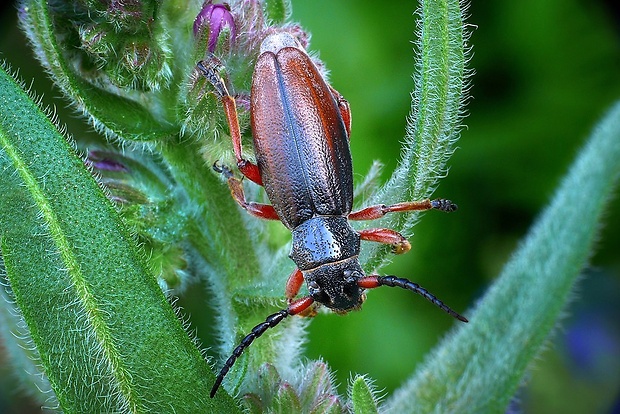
251, 39, 353, 229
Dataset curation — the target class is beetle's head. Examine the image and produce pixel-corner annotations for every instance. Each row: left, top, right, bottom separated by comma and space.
304, 258, 366, 312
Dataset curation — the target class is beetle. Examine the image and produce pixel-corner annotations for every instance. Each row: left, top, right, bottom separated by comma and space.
198, 32, 468, 398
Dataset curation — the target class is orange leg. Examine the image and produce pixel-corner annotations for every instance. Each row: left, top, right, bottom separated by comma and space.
214, 163, 279, 220
285, 268, 304, 300
358, 228, 411, 254
349, 199, 457, 221
198, 59, 263, 186
328, 85, 351, 138
284, 268, 317, 317
288, 296, 315, 315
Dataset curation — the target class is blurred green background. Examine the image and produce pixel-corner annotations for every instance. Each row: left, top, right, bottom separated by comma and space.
289, 1, 620, 413
1, 0, 619, 413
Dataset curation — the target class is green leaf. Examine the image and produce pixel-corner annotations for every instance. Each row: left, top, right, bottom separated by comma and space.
385, 101, 620, 412
0, 261, 56, 407
0, 64, 238, 413
350, 375, 378, 414
154, 139, 287, 385
298, 361, 334, 410
273, 383, 302, 413
263, 0, 292, 24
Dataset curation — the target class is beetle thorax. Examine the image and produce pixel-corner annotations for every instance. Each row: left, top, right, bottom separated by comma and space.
289, 216, 360, 270
289, 216, 364, 311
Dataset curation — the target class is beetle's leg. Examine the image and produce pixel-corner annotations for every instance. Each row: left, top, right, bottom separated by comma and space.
210, 296, 315, 398
358, 228, 411, 254
285, 268, 304, 300
284, 268, 317, 317
213, 163, 280, 220
197, 59, 263, 186
349, 198, 457, 221
358, 275, 468, 322
328, 85, 351, 138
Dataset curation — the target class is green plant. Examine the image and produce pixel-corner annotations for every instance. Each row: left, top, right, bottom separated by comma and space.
1, 0, 618, 412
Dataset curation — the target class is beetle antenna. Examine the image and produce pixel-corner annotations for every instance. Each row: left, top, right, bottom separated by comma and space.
210, 309, 290, 398
358, 275, 468, 323
210, 296, 315, 398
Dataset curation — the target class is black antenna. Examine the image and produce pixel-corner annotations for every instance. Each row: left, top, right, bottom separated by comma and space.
210, 309, 290, 398
361, 275, 468, 322
210, 295, 315, 398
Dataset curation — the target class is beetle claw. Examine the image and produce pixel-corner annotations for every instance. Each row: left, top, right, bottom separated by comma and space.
213, 161, 234, 178
431, 198, 458, 212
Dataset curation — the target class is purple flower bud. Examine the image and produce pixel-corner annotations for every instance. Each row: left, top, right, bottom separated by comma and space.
88, 150, 129, 172
194, 1, 236, 53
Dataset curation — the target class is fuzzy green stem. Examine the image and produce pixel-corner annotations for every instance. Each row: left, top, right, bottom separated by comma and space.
359, 0, 468, 271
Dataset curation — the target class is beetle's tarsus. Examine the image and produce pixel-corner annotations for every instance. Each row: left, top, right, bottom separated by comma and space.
213, 161, 234, 178
431, 198, 458, 212
197, 57, 230, 98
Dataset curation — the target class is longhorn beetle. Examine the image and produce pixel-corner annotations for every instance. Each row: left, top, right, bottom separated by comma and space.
198, 32, 468, 398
